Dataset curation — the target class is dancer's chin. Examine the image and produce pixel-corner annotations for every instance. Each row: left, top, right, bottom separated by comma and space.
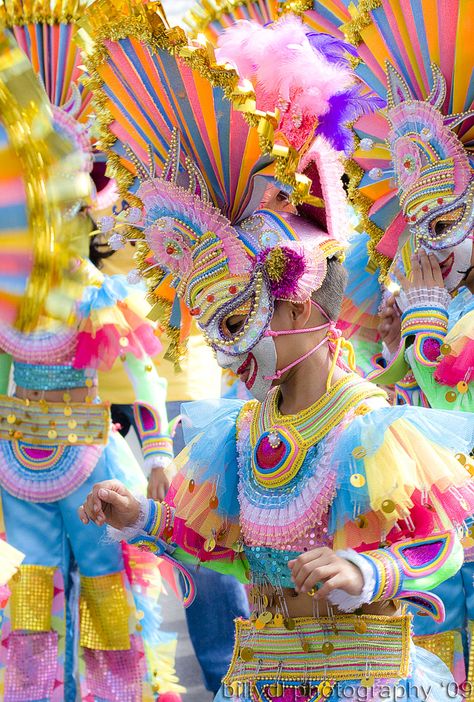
246, 373, 273, 402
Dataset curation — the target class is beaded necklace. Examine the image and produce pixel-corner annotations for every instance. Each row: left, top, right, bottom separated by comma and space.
250, 374, 386, 489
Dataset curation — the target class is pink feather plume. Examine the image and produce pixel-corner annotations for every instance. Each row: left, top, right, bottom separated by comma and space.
216, 15, 353, 151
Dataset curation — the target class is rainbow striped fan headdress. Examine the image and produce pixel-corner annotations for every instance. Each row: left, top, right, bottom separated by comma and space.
0, 0, 118, 213
79, 0, 375, 363
0, 27, 91, 330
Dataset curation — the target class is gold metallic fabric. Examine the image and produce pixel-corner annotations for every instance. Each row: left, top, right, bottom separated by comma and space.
10, 565, 55, 632
414, 630, 456, 673
80, 572, 131, 650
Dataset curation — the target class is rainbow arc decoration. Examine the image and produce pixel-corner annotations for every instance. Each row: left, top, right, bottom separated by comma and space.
0, 26, 91, 330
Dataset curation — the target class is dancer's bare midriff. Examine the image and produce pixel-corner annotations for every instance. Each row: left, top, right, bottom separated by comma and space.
15, 385, 98, 403
265, 586, 400, 619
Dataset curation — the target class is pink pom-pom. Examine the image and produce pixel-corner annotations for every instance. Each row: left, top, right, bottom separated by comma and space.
422, 338, 441, 362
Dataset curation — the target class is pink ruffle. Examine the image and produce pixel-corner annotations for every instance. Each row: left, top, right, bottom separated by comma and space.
74, 322, 160, 371
435, 342, 474, 386
0, 441, 103, 503
238, 411, 343, 549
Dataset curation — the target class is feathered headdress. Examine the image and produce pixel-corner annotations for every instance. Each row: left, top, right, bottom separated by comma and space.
80, 0, 375, 363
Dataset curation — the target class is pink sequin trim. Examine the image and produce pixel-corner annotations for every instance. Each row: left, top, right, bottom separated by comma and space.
4, 631, 58, 701
83, 634, 144, 702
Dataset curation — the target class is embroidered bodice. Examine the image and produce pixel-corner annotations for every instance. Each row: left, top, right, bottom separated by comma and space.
236, 375, 387, 586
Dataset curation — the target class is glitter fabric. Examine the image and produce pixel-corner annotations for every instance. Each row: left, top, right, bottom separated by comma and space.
4, 631, 58, 702
79, 572, 131, 650
467, 620, 474, 702
83, 634, 144, 702
414, 630, 455, 673
10, 565, 55, 632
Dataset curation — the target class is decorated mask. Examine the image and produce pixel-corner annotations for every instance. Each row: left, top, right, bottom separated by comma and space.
386, 64, 474, 255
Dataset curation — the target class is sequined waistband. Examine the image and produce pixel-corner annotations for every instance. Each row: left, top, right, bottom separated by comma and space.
13, 361, 92, 391
245, 546, 302, 588
223, 614, 411, 688
0, 395, 110, 446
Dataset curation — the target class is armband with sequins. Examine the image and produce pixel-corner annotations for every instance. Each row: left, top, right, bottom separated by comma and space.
127, 499, 196, 607
357, 531, 463, 622
133, 402, 174, 474
401, 306, 449, 368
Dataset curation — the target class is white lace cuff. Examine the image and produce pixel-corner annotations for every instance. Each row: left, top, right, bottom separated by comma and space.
143, 454, 172, 478
106, 493, 150, 543
327, 549, 376, 612
397, 287, 451, 313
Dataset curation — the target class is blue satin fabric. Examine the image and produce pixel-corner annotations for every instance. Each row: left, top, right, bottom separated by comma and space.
0, 432, 141, 702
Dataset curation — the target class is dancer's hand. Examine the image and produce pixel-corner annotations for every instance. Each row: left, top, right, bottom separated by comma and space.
378, 294, 401, 355
288, 547, 363, 598
393, 250, 444, 290
148, 467, 170, 501
79, 480, 140, 529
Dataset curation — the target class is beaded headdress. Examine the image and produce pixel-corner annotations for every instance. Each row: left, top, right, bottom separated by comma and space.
283, 0, 474, 279
80, 0, 375, 363
0, 27, 91, 330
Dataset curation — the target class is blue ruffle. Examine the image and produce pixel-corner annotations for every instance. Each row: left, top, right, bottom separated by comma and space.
78, 274, 131, 317
180, 399, 245, 520
329, 405, 474, 535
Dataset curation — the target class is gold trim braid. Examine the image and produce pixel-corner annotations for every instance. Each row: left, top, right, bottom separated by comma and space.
0, 0, 89, 27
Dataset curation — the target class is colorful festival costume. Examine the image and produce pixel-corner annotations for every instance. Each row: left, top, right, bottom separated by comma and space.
79, 2, 474, 700
279, 0, 474, 683
0, 4, 182, 699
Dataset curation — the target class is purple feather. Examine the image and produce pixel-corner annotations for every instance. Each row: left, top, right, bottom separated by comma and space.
305, 31, 358, 67
316, 84, 385, 154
